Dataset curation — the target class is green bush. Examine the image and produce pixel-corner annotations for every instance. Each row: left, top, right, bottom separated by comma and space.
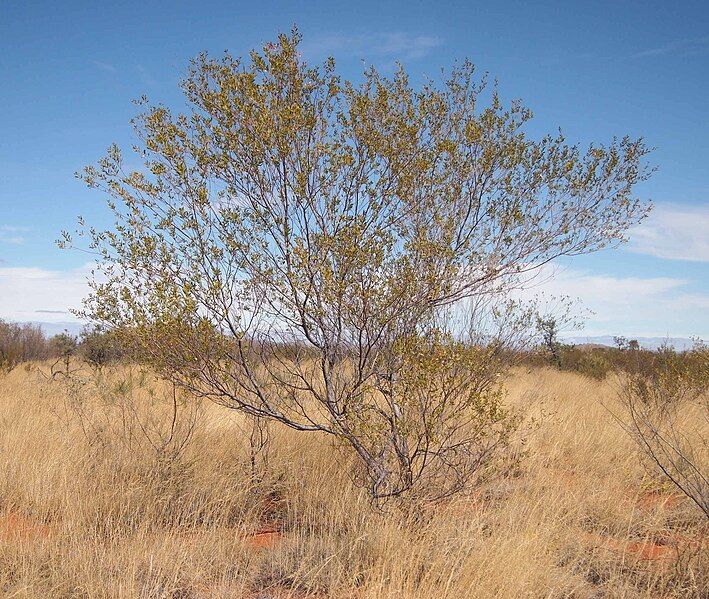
574, 352, 612, 380
79, 327, 126, 368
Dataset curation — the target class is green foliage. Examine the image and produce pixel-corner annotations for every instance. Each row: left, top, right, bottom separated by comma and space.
48, 331, 78, 377
526, 337, 707, 384
622, 341, 709, 411
572, 350, 613, 380
536, 316, 563, 368
50, 331, 78, 358
79, 326, 126, 368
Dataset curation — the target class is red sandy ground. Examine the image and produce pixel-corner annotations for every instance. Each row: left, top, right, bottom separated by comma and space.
0, 511, 51, 541
0, 510, 283, 546
584, 531, 677, 561
2, 488, 704, 596
244, 523, 282, 550
636, 489, 682, 510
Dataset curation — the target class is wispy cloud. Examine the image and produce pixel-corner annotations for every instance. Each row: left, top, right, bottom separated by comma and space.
0, 265, 90, 323
517, 265, 708, 338
0, 225, 30, 245
525, 266, 688, 312
632, 35, 709, 59
0, 235, 24, 245
303, 32, 443, 61
628, 202, 709, 262
92, 60, 117, 73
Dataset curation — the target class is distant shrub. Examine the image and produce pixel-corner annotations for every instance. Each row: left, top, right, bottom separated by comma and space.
79, 326, 126, 368
0, 319, 52, 370
574, 351, 612, 380
522, 336, 706, 384
618, 341, 708, 518
48, 331, 79, 377
622, 341, 708, 410
0, 319, 137, 373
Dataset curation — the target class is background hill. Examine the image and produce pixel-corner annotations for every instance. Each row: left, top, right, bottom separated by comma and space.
562, 335, 699, 351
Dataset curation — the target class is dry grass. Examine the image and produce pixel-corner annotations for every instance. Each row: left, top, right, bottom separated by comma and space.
0, 363, 706, 598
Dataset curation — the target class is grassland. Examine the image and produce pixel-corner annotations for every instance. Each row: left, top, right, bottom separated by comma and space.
0, 363, 706, 598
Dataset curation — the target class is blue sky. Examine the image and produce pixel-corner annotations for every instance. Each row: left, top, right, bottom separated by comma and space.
1, 0, 708, 338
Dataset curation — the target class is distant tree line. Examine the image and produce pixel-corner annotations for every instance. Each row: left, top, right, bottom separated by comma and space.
529, 316, 707, 382
0, 319, 126, 371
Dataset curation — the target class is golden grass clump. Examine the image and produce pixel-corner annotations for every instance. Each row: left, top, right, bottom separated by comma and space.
0, 363, 706, 598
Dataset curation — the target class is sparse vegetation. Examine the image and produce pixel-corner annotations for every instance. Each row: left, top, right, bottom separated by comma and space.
0, 321, 128, 373
0, 363, 706, 597
78, 325, 128, 368
617, 341, 709, 519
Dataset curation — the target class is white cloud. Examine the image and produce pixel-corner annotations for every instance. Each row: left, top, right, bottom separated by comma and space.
628, 202, 709, 262
0, 225, 30, 245
2, 258, 706, 339
303, 32, 443, 61
536, 269, 687, 302
632, 35, 709, 59
0, 265, 91, 323
517, 265, 708, 338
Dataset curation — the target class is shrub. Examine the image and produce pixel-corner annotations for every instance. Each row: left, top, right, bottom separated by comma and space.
0, 319, 51, 370
574, 351, 612, 380
63, 29, 651, 501
618, 341, 709, 518
79, 326, 126, 368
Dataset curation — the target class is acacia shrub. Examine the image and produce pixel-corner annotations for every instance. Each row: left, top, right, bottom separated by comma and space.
64, 29, 652, 500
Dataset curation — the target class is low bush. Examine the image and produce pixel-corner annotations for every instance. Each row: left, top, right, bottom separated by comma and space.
0, 319, 52, 370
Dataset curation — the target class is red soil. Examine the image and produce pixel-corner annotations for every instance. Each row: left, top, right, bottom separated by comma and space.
0, 511, 51, 541
585, 532, 676, 562
623, 539, 675, 561
176, 522, 284, 552
245, 524, 282, 550
636, 489, 682, 510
